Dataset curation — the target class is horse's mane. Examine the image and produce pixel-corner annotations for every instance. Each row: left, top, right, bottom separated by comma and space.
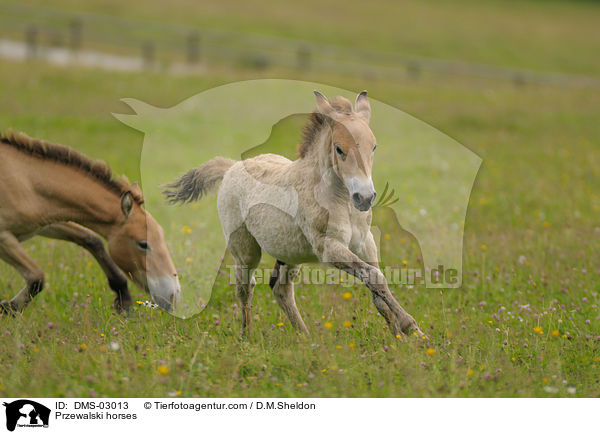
0, 129, 143, 204
299, 96, 353, 158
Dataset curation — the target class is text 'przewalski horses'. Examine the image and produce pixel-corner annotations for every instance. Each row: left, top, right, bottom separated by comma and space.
165, 91, 421, 336
0, 130, 180, 314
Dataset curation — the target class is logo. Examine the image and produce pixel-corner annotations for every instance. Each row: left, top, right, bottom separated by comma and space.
2, 400, 50, 432
114, 79, 481, 318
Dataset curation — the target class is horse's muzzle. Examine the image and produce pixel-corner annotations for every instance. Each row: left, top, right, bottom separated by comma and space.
148, 275, 181, 312
352, 191, 376, 211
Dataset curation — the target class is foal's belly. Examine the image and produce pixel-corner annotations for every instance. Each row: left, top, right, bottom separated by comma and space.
244, 204, 318, 264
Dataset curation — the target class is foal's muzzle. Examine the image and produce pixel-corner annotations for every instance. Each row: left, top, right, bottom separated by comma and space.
352, 191, 377, 211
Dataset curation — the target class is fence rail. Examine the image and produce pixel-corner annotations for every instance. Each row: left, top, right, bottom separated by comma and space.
1, 1, 599, 89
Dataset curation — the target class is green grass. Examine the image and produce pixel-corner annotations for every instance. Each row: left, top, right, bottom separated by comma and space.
1, 0, 600, 397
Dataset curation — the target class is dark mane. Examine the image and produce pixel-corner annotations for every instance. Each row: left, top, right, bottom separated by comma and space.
299, 96, 353, 158
0, 129, 143, 204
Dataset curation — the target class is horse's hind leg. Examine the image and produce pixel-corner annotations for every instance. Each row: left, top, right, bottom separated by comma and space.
228, 226, 261, 333
0, 231, 45, 314
37, 223, 131, 312
269, 261, 308, 333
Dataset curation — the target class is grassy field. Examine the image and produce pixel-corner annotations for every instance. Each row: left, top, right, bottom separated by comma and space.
1, 0, 600, 397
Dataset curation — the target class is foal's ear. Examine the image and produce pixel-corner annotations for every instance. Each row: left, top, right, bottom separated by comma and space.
355, 90, 371, 123
121, 192, 134, 219
314, 90, 335, 119
130, 182, 144, 201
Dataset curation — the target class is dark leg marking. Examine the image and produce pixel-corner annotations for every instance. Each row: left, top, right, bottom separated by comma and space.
269, 260, 286, 289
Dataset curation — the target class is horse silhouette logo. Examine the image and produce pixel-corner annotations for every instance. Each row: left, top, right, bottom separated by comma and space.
115, 79, 481, 319
3, 400, 50, 431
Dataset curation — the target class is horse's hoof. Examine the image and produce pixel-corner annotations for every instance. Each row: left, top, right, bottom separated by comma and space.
411, 327, 425, 338
114, 296, 133, 314
399, 316, 422, 335
0, 301, 17, 316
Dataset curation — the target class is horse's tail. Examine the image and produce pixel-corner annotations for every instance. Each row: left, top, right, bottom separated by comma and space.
163, 157, 236, 204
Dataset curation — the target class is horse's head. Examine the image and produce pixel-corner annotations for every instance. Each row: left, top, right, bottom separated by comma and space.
314, 90, 377, 211
107, 186, 181, 312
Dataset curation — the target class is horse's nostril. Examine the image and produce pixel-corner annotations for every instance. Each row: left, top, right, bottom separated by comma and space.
352, 192, 362, 203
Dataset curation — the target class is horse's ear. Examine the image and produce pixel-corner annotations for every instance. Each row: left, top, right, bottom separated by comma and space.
314, 90, 335, 120
130, 182, 144, 202
355, 90, 371, 123
121, 192, 134, 219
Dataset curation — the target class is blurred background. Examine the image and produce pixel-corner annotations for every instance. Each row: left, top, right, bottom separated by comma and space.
2, 0, 600, 80
1, 0, 600, 398
2, 0, 598, 266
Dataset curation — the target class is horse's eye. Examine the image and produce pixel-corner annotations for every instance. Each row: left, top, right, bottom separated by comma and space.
335, 145, 345, 156
372, 144, 377, 152
137, 241, 149, 251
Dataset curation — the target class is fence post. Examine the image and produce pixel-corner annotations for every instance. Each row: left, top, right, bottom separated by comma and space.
407, 61, 421, 80
297, 45, 310, 70
513, 73, 526, 87
69, 18, 83, 52
142, 41, 155, 69
25, 25, 39, 59
186, 31, 200, 64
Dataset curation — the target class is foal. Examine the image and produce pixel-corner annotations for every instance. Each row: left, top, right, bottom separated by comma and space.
0, 131, 180, 313
166, 91, 421, 336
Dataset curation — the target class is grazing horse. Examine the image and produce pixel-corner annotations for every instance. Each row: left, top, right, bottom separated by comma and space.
0, 130, 181, 313
165, 91, 421, 336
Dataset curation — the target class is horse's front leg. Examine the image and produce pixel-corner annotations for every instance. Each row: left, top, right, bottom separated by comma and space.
317, 237, 421, 336
37, 223, 131, 312
0, 231, 45, 314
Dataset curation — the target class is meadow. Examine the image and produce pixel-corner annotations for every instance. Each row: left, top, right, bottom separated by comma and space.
1, 0, 600, 397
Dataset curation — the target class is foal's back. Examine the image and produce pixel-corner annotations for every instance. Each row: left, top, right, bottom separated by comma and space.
218, 153, 318, 264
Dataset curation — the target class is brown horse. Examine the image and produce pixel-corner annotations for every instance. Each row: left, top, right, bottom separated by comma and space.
0, 130, 180, 313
